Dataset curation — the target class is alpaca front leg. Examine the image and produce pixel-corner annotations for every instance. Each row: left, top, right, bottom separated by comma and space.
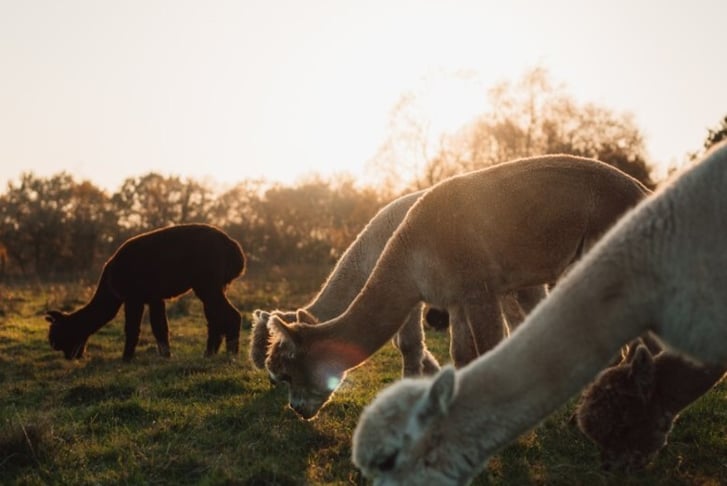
449, 305, 479, 368
393, 303, 440, 376
123, 300, 144, 361
466, 292, 507, 357
148, 299, 171, 358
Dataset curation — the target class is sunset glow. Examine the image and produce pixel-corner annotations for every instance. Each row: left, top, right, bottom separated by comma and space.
1, 0, 725, 191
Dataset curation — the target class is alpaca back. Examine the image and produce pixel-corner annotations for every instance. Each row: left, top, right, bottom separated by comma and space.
107, 224, 245, 299
393, 155, 649, 295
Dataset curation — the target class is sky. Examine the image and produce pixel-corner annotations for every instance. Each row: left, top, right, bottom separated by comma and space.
1, 0, 725, 192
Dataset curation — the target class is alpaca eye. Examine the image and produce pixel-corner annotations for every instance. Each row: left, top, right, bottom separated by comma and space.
278, 373, 292, 384
377, 451, 398, 471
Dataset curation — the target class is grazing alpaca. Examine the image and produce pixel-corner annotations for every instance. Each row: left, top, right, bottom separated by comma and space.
249, 191, 441, 378
249, 190, 545, 378
266, 155, 649, 419
351, 142, 727, 485
576, 341, 725, 471
47, 224, 245, 361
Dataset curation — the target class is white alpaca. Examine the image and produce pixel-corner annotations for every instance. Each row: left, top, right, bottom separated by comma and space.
352, 142, 727, 485
265, 155, 648, 419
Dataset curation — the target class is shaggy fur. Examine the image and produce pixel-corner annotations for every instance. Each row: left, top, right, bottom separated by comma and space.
576, 342, 725, 471
266, 155, 649, 419
47, 224, 245, 361
352, 142, 727, 485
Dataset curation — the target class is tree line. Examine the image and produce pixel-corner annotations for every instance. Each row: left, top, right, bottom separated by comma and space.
0, 172, 383, 278
2, 69, 723, 279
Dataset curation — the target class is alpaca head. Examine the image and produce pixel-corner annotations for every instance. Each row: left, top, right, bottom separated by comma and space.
576, 344, 673, 471
249, 309, 316, 372
265, 313, 350, 420
353, 367, 467, 486
46, 311, 88, 359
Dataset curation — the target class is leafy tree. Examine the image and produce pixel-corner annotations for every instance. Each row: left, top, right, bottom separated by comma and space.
112, 173, 215, 233
0, 173, 115, 276
212, 177, 382, 266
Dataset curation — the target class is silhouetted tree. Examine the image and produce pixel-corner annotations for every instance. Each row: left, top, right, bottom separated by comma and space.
704, 115, 727, 150
373, 67, 655, 190
0, 173, 116, 276
112, 173, 215, 234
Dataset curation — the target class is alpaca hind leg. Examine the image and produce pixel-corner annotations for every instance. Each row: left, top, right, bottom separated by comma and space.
195, 287, 240, 356
148, 299, 171, 358
123, 300, 145, 361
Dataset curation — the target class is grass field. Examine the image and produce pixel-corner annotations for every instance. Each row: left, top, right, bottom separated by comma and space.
1, 271, 726, 485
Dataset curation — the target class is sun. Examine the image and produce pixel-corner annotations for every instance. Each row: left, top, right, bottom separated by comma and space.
415, 72, 489, 136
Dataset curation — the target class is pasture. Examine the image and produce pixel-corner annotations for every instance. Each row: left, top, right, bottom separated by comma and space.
1, 269, 726, 485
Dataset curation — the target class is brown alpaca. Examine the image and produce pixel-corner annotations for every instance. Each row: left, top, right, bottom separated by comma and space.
576, 341, 726, 471
46, 224, 246, 361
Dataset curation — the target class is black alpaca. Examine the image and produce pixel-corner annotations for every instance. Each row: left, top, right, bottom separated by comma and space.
47, 224, 246, 361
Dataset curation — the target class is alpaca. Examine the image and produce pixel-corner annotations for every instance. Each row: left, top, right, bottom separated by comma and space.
576, 341, 725, 471
47, 224, 245, 361
351, 142, 727, 485
249, 191, 441, 378
249, 190, 545, 378
265, 155, 649, 419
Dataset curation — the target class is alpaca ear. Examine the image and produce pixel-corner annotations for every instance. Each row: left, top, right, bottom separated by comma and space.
45, 310, 63, 325
268, 315, 297, 346
629, 344, 655, 400
249, 311, 272, 369
419, 366, 456, 422
296, 308, 318, 324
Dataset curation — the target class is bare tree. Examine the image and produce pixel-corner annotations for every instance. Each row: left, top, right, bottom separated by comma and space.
371, 67, 655, 191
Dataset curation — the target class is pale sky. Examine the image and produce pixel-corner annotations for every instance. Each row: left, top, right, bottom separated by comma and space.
1, 0, 725, 192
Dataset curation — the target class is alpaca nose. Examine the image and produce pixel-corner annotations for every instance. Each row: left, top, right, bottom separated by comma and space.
290, 402, 318, 420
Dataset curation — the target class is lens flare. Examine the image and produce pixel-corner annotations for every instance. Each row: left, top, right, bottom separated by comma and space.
326, 375, 341, 391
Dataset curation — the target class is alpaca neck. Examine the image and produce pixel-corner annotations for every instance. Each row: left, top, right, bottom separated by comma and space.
655, 355, 726, 414
306, 243, 373, 320
309, 261, 422, 370
448, 259, 652, 470
71, 268, 124, 336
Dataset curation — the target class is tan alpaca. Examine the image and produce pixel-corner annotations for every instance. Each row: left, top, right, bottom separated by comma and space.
352, 142, 727, 485
266, 155, 649, 419
249, 191, 545, 378
576, 341, 725, 471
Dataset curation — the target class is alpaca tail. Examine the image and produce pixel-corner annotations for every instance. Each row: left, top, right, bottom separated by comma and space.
224, 235, 247, 283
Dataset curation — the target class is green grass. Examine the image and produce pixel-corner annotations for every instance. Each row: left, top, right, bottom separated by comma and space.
1, 277, 726, 485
